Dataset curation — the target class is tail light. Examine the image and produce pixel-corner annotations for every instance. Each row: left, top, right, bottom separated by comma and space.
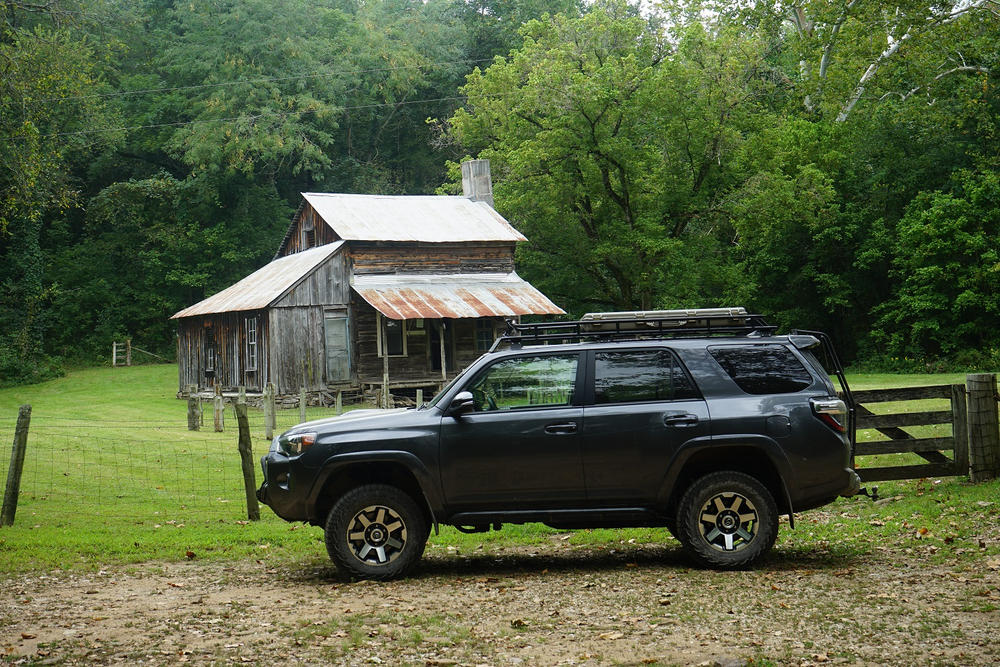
811, 398, 847, 433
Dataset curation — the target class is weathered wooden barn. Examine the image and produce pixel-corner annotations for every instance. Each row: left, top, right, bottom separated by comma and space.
171, 160, 563, 399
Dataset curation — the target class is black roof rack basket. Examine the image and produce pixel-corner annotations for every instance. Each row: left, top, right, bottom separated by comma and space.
491, 308, 777, 351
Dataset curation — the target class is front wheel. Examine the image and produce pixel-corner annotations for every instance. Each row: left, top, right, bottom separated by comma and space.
325, 484, 428, 580
676, 471, 778, 569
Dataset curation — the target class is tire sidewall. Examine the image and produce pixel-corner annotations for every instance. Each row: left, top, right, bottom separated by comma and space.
677, 471, 778, 569
325, 484, 428, 580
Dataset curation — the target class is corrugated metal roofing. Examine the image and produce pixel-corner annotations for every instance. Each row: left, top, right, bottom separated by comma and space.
352, 272, 565, 320
171, 242, 345, 318
303, 193, 527, 243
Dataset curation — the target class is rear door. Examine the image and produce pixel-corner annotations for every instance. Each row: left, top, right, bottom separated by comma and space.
580, 348, 709, 503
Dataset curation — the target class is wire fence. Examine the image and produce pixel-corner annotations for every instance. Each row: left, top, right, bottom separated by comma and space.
0, 403, 356, 529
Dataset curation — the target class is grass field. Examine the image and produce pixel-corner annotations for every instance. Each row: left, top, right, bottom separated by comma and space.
0, 364, 997, 575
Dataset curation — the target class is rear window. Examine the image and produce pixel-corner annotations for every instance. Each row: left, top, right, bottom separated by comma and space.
708, 345, 813, 395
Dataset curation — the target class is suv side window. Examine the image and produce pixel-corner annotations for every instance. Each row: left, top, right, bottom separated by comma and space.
708, 344, 813, 395
469, 354, 578, 411
594, 349, 699, 404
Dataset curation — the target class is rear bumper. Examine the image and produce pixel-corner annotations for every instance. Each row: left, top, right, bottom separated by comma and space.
840, 467, 862, 497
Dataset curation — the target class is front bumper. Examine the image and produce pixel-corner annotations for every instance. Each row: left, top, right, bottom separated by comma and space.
257, 452, 311, 522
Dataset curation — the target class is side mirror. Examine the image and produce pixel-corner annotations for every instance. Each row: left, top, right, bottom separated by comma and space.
448, 391, 475, 417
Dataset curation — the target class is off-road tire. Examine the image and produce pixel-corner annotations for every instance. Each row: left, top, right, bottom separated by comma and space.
325, 484, 428, 580
676, 471, 778, 569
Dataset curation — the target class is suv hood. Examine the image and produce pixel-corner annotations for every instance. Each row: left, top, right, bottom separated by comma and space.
282, 408, 413, 437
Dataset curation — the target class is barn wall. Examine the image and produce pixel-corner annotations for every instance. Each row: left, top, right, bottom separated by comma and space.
272, 249, 350, 308
350, 242, 515, 275
176, 310, 269, 393
267, 306, 328, 393
279, 203, 339, 257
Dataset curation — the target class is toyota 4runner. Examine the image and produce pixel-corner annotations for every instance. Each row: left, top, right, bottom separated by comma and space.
258, 308, 862, 579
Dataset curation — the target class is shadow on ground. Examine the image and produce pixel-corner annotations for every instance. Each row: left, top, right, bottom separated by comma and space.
284, 539, 867, 584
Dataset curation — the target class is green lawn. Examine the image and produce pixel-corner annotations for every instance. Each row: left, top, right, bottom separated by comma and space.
0, 364, 996, 574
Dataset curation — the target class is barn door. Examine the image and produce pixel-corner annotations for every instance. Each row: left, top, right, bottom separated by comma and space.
324, 314, 351, 382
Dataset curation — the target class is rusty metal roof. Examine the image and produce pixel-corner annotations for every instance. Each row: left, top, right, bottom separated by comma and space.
351, 272, 565, 320
171, 242, 345, 318
302, 193, 527, 243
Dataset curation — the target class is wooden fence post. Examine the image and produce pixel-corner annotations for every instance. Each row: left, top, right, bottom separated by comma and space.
951, 384, 969, 478
126, 338, 132, 367
234, 404, 260, 521
335, 390, 343, 415
299, 386, 307, 423
187, 384, 200, 431
1, 405, 32, 527
213, 383, 225, 432
416, 389, 423, 409
264, 382, 276, 440
112, 341, 117, 368
967, 373, 1000, 482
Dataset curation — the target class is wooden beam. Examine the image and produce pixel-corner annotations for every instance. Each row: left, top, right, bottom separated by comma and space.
854, 437, 955, 456
852, 385, 952, 403
856, 410, 953, 430
856, 463, 956, 482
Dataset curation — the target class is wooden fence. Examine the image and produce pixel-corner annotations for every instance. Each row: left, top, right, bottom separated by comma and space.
852, 384, 969, 482
852, 373, 1000, 483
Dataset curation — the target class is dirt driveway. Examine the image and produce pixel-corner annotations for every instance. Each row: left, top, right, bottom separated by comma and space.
3, 528, 999, 667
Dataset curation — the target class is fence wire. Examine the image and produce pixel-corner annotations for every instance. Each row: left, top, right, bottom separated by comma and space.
0, 403, 352, 528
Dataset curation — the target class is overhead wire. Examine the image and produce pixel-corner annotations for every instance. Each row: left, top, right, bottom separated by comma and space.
33, 57, 497, 104
38, 93, 501, 138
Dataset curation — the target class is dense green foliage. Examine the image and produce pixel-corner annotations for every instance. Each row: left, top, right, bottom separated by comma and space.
0, 0, 997, 385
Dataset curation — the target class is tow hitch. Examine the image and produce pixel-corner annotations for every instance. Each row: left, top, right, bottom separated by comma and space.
858, 486, 879, 502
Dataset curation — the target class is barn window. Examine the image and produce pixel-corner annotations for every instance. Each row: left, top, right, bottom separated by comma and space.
245, 317, 258, 371
301, 213, 315, 249
377, 314, 406, 357
204, 326, 216, 372
475, 319, 495, 352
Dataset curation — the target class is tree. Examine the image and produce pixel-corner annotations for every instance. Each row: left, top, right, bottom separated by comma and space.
0, 8, 118, 383
449, 2, 780, 313
874, 169, 1000, 359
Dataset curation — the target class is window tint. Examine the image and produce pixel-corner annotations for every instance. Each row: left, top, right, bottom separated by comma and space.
709, 345, 813, 395
469, 354, 578, 411
594, 349, 699, 404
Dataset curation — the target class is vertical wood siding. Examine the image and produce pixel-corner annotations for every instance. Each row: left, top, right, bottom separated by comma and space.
176, 311, 269, 393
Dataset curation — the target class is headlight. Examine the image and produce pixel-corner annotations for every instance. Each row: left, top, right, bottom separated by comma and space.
278, 432, 316, 456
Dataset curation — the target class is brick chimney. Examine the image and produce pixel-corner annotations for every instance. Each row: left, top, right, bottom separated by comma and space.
461, 159, 494, 208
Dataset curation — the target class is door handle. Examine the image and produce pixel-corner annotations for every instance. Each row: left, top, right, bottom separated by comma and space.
663, 414, 699, 427
544, 422, 578, 435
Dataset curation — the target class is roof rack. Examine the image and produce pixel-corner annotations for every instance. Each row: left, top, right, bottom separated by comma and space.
491, 307, 777, 350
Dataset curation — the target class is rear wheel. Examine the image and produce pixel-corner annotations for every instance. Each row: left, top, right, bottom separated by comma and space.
676, 471, 777, 569
325, 484, 428, 580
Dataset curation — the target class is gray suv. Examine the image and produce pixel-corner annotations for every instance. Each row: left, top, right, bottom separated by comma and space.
258, 308, 862, 579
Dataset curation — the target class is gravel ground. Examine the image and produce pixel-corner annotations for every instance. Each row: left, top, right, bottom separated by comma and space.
3, 526, 999, 667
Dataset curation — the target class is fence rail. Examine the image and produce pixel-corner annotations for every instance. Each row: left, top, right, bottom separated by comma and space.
852, 382, 978, 483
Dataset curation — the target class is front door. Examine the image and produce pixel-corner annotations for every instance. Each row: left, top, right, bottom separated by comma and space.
439, 352, 585, 511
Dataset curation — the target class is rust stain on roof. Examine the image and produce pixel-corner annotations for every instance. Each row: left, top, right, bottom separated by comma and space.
352, 273, 564, 320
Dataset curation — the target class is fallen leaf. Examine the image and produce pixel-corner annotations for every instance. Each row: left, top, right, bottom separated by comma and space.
20, 633, 36, 640
185, 550, 196, 560
599, 631, 624, 640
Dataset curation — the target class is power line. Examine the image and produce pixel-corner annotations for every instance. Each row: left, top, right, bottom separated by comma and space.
40, 93, 490, 138
35, 57, 496, 105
